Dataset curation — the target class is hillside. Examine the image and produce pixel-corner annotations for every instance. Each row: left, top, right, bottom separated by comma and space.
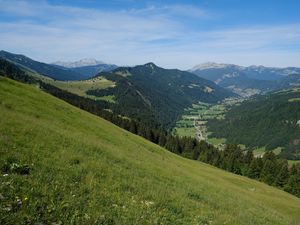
207, 88, 300, 159
190, 63, 300, 96
87, 63, 234, 128
0, 50, 116, 81
0, 50, 85, 81
1, 77, 300, 224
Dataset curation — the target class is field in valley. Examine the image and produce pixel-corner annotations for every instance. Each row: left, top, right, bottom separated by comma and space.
173, 98, 241, 148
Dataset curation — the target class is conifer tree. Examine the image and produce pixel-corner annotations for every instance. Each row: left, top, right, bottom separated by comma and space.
275, 160, 289, 187
248, 158, 262, 179
260, 159, 277, 185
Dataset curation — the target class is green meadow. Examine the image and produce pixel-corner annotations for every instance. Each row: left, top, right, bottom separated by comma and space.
173, 101, 231, 145
1, 77, 300, 225
44, 76, 116, 101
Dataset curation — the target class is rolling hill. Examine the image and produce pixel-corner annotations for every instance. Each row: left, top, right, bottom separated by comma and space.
1, 77, 300, 224
190, 63, 300, 97
207, 87, 300, 159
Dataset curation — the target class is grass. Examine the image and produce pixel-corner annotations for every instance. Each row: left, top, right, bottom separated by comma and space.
288, 98, 300, 102
173, 127, 197, 138
252, 147, 282, 158
97, 95, 116, 103
43, 76, 115, 101
1, 77, 300, 224
288, 160, 300, 167
208, 138, 226, 145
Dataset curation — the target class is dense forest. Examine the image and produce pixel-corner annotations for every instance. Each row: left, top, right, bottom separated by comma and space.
207, 89, 300, 160
1, 58, 300, 198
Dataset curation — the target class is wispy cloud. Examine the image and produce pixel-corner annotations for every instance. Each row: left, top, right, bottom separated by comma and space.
0, 0, 299, 68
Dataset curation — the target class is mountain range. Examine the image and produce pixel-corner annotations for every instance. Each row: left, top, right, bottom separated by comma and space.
190, 62, 300, 97
0, 51, 234, 129
0, 51, 117, 80
2, 50, 299, 97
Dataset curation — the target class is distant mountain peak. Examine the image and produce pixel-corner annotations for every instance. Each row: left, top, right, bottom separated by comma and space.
191, 62, 242, 71
144, 62, 158, 69
52, 58, 105, 68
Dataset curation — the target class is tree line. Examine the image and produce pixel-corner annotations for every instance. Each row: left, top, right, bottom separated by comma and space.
1, 58, 299, 198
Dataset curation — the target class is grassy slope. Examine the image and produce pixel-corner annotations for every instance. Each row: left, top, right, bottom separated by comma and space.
0, 77, 300, 225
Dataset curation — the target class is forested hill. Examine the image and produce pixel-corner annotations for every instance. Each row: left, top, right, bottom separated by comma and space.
88, 63, 235, 128
207, 88, 300, 159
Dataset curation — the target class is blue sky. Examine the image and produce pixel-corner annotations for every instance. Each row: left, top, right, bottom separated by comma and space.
0, 0, 300, 69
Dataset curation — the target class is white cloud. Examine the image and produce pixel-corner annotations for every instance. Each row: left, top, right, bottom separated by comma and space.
0, 0, 299, 68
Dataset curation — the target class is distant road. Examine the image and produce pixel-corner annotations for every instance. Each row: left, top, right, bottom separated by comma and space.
194, 119, 204, 141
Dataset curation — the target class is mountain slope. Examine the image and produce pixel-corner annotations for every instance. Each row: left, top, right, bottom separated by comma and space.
207, 87, 300, 159
0, 50, 84, 81
1, 77, 300, 224
87, 63, 235, 128
190, 63, 300, 96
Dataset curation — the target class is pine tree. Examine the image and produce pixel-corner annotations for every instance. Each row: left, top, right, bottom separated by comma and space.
244, 150, 254, 165
275, 160, 289, 187
260, 159, 276, 185
247, 158, 262, 179
284, 164, 300, 197
158, 132, 167, 147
